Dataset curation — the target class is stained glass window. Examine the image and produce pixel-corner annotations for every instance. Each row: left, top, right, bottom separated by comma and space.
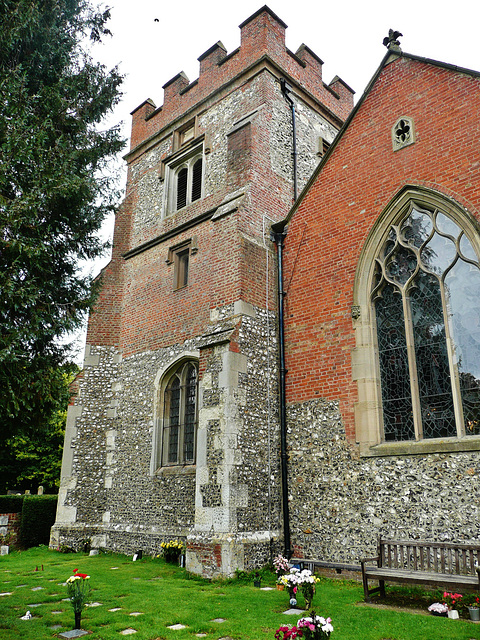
162, 361, 198, 465
372, 203, 480, 441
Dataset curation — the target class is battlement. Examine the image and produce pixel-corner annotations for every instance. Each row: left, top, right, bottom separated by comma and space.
129, 5, 354, 151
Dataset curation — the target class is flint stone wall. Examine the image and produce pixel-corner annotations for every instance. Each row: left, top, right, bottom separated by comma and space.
129, 72, 339, 249
287, 398, 480, 562
54, 303, 283, 571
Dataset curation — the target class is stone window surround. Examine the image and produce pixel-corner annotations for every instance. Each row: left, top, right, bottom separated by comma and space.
150, 351, 200, 475
352, 185, 480, 457
174, 117, 197, 151
162, 137, 205, 217
391, 115, 415, 152
166, 237, 198, 290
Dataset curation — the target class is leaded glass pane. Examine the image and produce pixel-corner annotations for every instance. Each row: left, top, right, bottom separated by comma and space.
420, 231, 457, 275
410, 275, 456, 438
385, 245, 417, 285
160, 362, 198, 467
167, 377, 180, 463
459, 233, 477, 262
376, 284, 415, 441
401, 208, 432, 247
372, 201, 480, 443
435, 212, 461, 238
184, 365, 197, 462
446, 260, 480, 435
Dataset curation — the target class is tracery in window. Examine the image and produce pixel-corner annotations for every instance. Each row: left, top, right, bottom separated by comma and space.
372, 203, 480, 441
391, 116, 415, 151
160, 361, 198, 466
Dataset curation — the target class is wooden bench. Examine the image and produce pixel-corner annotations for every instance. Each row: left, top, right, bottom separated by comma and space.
361, 539, 480, 602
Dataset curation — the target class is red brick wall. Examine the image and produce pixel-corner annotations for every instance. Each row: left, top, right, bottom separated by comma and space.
86, 7, 353, 354
283, 56, 480, 441
0, 513, 21, 546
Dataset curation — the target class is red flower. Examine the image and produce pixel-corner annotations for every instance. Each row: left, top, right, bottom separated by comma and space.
74, 572, 89, 579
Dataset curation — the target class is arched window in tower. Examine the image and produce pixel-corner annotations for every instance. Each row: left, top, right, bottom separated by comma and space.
165, 147, 204, 215
161, 361, 198, 465
372, 202, 480, 441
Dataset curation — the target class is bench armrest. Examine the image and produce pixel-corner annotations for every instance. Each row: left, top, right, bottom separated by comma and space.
360, 555, 380, 565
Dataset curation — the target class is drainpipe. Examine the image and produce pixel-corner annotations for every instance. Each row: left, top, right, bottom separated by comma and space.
280, 79, 298, 202
272, 228, 291, 559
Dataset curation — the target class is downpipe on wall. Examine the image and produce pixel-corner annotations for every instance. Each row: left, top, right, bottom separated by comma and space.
272, 228, 291, 559
280, 78, 298, 202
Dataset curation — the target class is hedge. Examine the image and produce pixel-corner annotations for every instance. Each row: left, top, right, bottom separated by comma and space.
0, 494, 24, 514
19, 495, 58, 548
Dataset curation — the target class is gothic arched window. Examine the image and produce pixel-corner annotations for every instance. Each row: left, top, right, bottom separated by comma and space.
372, 202, 480, 441
160, 361, 198, 465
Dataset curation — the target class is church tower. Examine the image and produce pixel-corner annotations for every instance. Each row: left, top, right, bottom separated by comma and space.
51, 6, 353, 576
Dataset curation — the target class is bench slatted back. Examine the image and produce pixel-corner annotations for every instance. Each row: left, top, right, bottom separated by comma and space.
379, 539, 480, 576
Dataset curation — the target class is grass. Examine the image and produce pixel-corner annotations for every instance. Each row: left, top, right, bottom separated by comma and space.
0, 547, 479, 640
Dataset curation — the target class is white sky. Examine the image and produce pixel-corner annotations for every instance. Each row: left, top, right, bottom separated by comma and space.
98, 0, 479, 139
70, 0, 479, 361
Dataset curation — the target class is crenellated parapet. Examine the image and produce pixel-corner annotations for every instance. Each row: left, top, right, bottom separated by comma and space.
129, 6, 354, 152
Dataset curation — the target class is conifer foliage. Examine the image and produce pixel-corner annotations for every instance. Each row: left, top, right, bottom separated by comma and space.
0, 0, 124, 439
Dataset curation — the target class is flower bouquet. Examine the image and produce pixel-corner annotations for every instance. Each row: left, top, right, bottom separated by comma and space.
160, 539, 184, 564
279, 567, 302, 605
275, 611, 333, 639
298, 570, 320, 610
274, 554, 290, 578
427, 602, 448, 616
443, 592, 463, 619
280, 568, 319, 609
443, 591, 463, 610
66, 570, 91, 629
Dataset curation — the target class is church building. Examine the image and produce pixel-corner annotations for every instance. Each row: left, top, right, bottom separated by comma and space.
50, 6, 354, 576
51, 8, 480, 576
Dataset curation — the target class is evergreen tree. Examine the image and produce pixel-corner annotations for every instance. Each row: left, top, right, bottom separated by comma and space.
0, 364, 79, 493
0, 0, 124, 440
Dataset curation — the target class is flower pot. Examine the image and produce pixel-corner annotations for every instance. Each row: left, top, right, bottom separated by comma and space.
74, 611, 82, 629
276, 584, 284, 591
165, 553, 180, 564
469, 606, 480, 622
447, 609, 459, 619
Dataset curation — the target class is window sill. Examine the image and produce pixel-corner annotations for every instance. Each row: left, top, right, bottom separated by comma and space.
360, 436, 480, 457
155, 465, 196, 477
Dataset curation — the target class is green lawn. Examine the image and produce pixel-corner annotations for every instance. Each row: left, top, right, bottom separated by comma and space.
1, 547, 479, 640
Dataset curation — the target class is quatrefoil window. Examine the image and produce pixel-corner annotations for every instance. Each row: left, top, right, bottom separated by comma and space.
392, 116, 415, 151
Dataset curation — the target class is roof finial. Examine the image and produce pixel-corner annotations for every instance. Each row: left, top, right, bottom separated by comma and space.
383, 29, 403, 52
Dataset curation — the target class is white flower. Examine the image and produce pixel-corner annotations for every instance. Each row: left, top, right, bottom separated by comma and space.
321, 619, 334, 634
